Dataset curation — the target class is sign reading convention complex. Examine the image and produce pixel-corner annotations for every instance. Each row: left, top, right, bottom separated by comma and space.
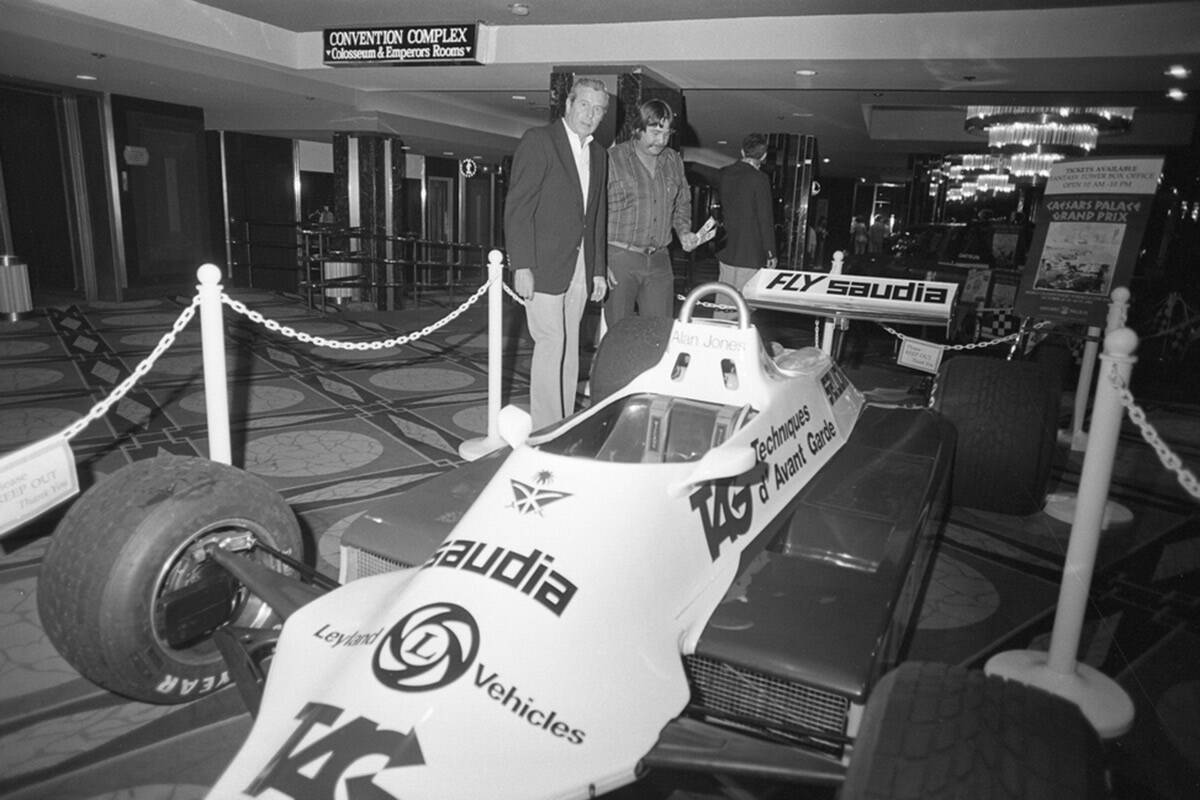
323, 24, 481, 66
1015, 156, 1163, 327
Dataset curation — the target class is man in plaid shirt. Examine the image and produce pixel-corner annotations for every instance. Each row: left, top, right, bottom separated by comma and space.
604, 99, 700, 327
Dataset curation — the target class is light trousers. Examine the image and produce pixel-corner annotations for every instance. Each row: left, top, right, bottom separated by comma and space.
526, 255, 588, 430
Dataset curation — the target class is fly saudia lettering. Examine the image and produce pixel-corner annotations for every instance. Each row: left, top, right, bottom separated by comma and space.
424, 539, 578, 616
474, 664, 586, 744
764, 272, 950, 304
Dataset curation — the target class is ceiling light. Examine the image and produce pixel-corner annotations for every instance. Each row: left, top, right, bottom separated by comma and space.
794, 69, 817, 77
716, 140, 727, 145
508, 3, 530, 16
1168, 88, 1188, 101
965, 105, 1133, 156
792, 112, 813, 117
75, 74, 97, 81
511, 95, 526, 101
1165, 65, 1191, 79
443, 151, 455, 156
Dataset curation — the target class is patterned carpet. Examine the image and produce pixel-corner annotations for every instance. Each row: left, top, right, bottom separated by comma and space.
0, 281, 1197, 799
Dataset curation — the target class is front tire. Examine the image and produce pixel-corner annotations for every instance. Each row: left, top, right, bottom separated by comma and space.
931, 355, 1060, 515
843, 662, 1106, 800
38, 456, 304, 704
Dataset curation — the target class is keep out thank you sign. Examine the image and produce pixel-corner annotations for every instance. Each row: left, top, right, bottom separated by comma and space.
1015, 156, 1164, 326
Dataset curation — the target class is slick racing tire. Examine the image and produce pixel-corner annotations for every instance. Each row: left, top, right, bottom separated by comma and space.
930, 355, 1060, 515
842, 662, 1106, 800
591, 315, 674, 402
38, 456, 304, 705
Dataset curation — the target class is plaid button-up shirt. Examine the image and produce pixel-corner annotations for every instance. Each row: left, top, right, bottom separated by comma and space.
606, 139, 693, 249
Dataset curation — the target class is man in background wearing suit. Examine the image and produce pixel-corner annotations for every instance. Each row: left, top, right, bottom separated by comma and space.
715, 133, 776, 320
504, 78, 610, 430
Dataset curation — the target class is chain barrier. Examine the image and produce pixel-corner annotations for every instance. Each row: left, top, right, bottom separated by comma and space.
43, 274, 1199, 506
674, 292, 736, 312
1109, 364, 1200, 500
221, 277, 494, 349
61, 296, 202, 440
878, 319, 1054, 352
58, 277, 495, 442
501, 281, 528, 307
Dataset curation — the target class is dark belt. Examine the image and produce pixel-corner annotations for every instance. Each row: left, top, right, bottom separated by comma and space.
609, 240, 664, 255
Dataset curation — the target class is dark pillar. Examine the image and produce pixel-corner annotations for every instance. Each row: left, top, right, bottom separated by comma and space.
767, 134, 819, 269
331, 132, 406, 309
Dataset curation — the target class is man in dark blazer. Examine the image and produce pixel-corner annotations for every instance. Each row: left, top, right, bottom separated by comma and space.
715, 133, 776, 319
504, 77, 609, 429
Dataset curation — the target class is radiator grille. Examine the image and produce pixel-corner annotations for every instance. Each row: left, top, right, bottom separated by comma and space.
341, 546, 412, 582
684, 654, 849, 738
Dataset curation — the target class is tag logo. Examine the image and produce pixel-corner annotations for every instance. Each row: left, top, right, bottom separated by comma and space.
690, 481, 754, 560
247, 702, 423, 798
373, 603, 480, 692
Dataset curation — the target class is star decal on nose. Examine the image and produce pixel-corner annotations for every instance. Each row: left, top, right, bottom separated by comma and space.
508, 476, 572, 515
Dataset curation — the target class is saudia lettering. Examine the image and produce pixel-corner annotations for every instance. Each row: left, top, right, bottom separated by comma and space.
474, 664, 586, 744
764, 272, 949, 304
425, 539, 578, 616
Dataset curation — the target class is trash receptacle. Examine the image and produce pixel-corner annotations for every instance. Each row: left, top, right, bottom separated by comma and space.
0, 255, 33, 322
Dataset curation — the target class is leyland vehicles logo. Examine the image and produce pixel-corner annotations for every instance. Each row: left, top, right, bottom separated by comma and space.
373, 603, 480, 692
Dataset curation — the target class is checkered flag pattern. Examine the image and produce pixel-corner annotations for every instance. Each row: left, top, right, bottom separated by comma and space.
976, 306, 1022, 340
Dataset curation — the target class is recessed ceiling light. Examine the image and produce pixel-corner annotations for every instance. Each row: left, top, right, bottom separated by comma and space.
75, 74, 97, 81
511, 95, 526, 101
795, 69, 817, 77
1165, 65, 1191, 79
1168, 88, 1188, 101
508, 3, 530, 16
443, 151, 455, 156
792, 112, 813, 117
822, 157, 830, 164
716, 140, 728, 145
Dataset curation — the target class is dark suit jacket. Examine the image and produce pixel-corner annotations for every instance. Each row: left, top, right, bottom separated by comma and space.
504, 119, 607, 295
716, 160, 775, 269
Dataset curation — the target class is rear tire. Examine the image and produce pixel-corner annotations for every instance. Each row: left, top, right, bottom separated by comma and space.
591, 316, 674, 402
931, 355, 1060, 515
38, 456, 304, 704
843, 662, 1106, 800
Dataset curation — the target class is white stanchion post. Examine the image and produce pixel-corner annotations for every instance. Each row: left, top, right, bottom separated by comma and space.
196, 264, 233, 465
986, 326, 1138, 739
1046, 287, 1133, 527
820, 251, 844, 357
458, 250, 507, 461
1066, 287, 1130, 452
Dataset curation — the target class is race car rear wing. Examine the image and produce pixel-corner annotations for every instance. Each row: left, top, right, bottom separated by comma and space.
741, 269, 959, 328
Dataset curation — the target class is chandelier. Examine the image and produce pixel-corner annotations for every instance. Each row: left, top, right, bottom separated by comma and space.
965, 105, 1134, 156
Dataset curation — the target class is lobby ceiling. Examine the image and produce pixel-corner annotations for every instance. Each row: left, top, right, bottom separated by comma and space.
0, 0, 1196, 181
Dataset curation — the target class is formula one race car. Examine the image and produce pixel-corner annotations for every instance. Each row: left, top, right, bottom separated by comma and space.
37, 283, 1100, 799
